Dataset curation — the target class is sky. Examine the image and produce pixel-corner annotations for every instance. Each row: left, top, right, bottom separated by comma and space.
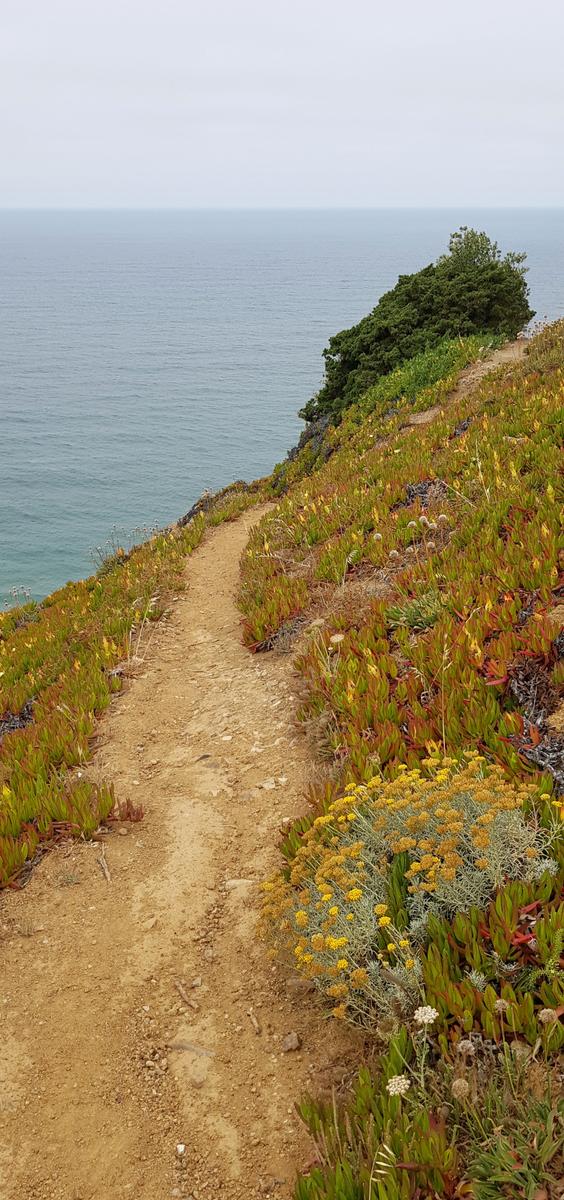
1, 0, 563, 208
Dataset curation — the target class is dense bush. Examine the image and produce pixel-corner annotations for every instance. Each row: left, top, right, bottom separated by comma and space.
301, 228, 534, 422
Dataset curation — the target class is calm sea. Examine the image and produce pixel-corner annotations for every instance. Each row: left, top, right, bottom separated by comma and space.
1, 208, 562, 604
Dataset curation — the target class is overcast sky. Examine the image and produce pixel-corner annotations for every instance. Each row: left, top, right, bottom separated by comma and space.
1, 0, 562, 207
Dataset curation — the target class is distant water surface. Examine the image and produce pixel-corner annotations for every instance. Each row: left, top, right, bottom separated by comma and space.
1, 208, 562, 603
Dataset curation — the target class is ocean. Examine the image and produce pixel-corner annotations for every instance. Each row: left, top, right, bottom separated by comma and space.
1, 208, 562, 604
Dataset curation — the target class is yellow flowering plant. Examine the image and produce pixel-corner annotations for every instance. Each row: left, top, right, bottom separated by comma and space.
261, 755, 559, 1028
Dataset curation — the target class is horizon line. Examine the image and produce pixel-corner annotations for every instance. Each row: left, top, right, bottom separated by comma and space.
0, 204, 563, 213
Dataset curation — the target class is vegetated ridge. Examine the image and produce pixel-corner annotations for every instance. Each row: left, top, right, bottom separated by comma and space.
300, 226, 533, 422
245, 324, 563, 1197
1, 232, 562, 1199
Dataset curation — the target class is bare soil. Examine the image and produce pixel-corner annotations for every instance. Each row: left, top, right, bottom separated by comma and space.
0, 507, 353, 1200
456, 338, 526, 388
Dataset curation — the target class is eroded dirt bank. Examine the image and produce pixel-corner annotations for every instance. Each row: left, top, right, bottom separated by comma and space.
0, 507, 352, 1200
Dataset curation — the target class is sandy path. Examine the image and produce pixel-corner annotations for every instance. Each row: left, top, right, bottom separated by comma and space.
0, 507, 352, 1200
454, 338, 526, 390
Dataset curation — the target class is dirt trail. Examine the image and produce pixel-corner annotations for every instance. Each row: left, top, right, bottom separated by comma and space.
453, 338, 526, 391
0, 507, 352, 1200
404, 339, 526, 427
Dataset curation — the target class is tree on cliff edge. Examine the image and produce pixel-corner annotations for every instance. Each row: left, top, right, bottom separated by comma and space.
301, 227, 534, 422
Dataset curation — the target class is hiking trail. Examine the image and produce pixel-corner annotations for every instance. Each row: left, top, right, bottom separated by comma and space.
0, 507, 353, 1200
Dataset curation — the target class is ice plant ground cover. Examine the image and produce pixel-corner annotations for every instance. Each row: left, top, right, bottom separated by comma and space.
241, 323, 563, 1197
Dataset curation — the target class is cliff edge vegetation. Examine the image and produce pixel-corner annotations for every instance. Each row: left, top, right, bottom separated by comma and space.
0, 245, 562, 1199
300, 226, 534, 422
243, 320, 563, 1199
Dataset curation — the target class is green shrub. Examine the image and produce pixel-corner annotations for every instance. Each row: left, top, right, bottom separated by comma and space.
301, 228, 533, 421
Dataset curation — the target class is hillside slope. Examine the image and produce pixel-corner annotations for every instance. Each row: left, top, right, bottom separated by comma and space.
241, 324, 563, 1198
1, 327, 562, 1200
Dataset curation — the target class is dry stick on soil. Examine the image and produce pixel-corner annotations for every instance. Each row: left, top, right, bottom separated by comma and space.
174, 979, 200, 1012
246, 1007, 262, 1035
97, 848, 111, 882
167, 1040, 214, 1058
127, 594, 160, 665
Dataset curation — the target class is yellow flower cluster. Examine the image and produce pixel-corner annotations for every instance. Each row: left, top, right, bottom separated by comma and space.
260, 753, 550, 1025
261, 830, 423, 1021
366, 755, 537, 895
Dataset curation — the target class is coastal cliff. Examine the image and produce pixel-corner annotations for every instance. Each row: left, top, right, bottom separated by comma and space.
1, 320, 562, 1199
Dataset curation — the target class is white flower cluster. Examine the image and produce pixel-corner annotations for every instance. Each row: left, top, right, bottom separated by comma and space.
413, 1004, 439, 1026
538, 1007, 558, 1025
386, 1074, 410, 1096
451, 1077, 470, 1101
456, 1038, 475, 1056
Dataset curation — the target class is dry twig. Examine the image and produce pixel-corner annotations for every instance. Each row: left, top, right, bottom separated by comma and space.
174, 979, 200, 1011
97, 848, 111, 882
246, 1006, 262, 1035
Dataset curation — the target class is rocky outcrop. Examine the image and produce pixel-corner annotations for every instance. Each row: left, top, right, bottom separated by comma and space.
178, 478, 263, 527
